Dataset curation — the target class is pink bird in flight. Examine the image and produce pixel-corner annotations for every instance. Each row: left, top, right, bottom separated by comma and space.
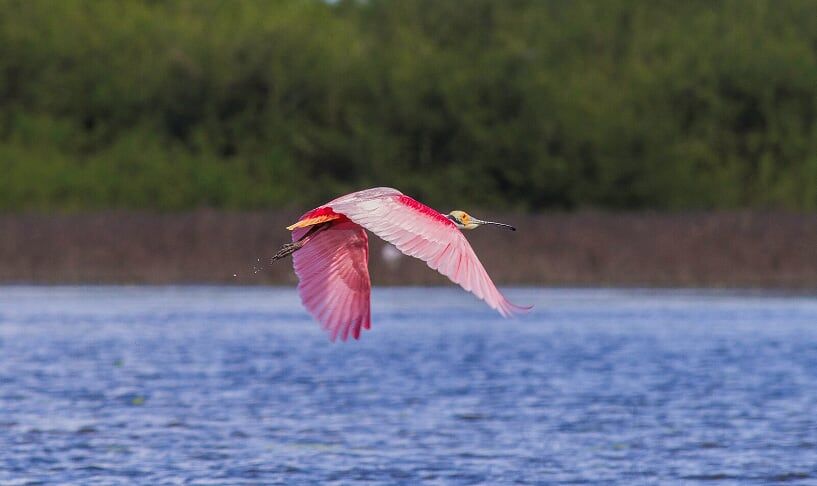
273, 187, 531, 341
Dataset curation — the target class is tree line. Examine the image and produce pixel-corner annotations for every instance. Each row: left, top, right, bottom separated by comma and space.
2, 0, 816, 211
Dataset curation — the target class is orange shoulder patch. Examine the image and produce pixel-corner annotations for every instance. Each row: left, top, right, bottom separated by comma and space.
286, 207, 346, 230
286, 214, 342, 230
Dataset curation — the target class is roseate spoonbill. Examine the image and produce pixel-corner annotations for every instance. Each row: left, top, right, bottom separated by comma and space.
273, 187, 531, 341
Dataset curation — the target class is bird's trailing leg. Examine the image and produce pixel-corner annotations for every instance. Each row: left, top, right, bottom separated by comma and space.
272, 222, 329, 261
271, 241, 303, 261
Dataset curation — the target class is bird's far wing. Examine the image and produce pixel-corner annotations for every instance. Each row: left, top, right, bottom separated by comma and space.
292, 221, 371, 341
329, 189, 531, 317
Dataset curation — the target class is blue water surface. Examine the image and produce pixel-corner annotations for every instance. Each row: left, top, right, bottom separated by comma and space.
0, 286, 816, 485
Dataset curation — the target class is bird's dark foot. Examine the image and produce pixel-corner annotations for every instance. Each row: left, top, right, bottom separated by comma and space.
272, 241, 303, 261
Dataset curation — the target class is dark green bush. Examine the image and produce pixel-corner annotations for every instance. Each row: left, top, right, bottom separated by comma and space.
1, 0, 816, 211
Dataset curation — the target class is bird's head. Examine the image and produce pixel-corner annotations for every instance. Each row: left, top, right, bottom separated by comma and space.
446, 210, 516, 231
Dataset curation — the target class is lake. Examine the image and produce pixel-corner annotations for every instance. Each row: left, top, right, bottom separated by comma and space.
1, 286, 816, 484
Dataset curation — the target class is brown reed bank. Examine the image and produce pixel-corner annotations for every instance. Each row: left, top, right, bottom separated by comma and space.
0, 211, 815, 288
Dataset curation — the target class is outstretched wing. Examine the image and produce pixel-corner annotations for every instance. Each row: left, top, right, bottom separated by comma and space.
292, 221, 371, 341
327, 187, 531, 316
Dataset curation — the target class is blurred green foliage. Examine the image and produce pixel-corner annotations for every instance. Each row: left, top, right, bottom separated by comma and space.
2, 0, 817, 211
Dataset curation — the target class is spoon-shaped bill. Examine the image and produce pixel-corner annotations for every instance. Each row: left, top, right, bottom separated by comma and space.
473, 218, 516, 231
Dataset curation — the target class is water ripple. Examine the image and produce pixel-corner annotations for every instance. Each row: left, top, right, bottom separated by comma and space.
0, 286, 816, 484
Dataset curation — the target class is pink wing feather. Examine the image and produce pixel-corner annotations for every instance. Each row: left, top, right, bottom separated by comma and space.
291, 187, 530, 341
292, 221, 371, 342
327, 187, 531, 317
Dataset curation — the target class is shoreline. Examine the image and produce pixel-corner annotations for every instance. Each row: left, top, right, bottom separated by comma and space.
1, 210, 815, 288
